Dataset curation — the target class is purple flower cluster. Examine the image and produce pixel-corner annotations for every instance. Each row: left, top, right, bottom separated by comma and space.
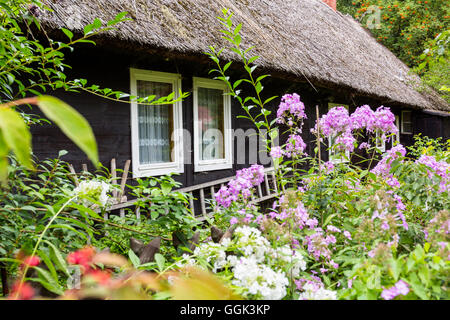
351, 105, 398, 135
359, 142, 371, 150
350, 105, 374, 131
269, 146, 283, 159
269, 200, 318, 231
312, 106, 355, 153
381, 280, 410, 300
214, 164, 265, 208
371, 144, 407, 187
295, 275, 324, 292
311, 105, 398, 153
276, 93, 307, 126
393, 194, 408, 230
304, 228, 338, 268
335, 133, 356, 153
269, 134, 307, 160
314, 106, 352, 137
325, 224, 352, 241
319, 161, 335, 174
416, 155, 450, 193
372, 107, 398, 135
285, 134, 307, 158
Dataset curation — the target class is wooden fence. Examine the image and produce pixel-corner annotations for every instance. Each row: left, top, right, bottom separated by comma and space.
68, 159, 280, 221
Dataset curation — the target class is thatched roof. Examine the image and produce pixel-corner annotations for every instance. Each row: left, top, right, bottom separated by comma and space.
40, 0, 449, 113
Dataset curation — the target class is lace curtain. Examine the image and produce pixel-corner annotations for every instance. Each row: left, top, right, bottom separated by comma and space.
137, 80, 173, 164
198, 87, 224, 161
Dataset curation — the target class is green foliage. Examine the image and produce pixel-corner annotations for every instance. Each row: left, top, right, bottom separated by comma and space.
414, 30, 450, 102
205, 8, 278, 168
0, 0, 190, 184
340, 0, 449, 68
0, 155, 96, 292
407, 134, 450, 159
341, 242, 449, 300
128, 175, 199, 238
0, 96, 100, 181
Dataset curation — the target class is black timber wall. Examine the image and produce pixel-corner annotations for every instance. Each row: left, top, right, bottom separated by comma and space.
29, 44, 449, 188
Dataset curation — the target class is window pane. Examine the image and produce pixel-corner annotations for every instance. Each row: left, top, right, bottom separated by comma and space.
198, 87, 224, 161
402, 111, 412, 133
137, 80, 174, 165
402, 122, 413, 133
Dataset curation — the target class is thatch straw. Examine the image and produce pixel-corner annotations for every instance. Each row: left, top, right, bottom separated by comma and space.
40, 0, 449, 112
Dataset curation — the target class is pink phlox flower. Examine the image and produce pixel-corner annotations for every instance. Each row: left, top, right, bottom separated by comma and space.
381, 280, 410, 300
284, 134, 307, 158
276, 93, 307, 125
327, 225, 341, 233
270, 146, 284, 159
343, 230, 352, 240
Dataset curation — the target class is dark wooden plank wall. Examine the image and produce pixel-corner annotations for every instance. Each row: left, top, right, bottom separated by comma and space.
29, 45, 449, 189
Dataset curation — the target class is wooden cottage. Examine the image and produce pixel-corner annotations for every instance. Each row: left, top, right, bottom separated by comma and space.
32, 0, 449, 192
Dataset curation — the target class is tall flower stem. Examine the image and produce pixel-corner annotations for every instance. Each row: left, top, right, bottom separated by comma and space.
14, 196, 76, 299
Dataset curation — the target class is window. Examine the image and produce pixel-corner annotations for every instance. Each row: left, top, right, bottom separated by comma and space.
327, 103, 350, 164
193, 77, 232, 172
401, 110, 413, 134
130, 68, 184, 177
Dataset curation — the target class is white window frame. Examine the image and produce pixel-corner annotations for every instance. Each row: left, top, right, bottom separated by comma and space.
401, 110, 413, 134
130, 68, 184, 178
395, 115, 400, 144
375, 130, 386, 152
193, 77, 233, 172
327, 103, 350, 164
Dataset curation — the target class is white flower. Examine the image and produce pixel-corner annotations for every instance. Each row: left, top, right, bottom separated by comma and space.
231, 256, 289, 300
175, 254, 197, 268
73, 180, 112, 209
273, 246, 307, 277
298, 283, 337, 300
233, 226, 271, 262
193, 242, 229, 272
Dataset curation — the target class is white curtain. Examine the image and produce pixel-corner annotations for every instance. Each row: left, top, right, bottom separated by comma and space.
137, 80, 173, 164
198, 87, 224, 161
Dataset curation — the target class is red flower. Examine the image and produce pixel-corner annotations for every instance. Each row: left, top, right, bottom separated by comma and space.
21, 256, 40, 269
67, 247, 96, 272
8, 281, 35, 300
86, 269, 111, 285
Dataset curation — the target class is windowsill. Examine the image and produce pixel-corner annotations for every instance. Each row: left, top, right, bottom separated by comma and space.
133, 162, 184, 178
194, 159, 233, 172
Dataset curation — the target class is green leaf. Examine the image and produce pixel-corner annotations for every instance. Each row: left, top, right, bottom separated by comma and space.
323, 213, 337, 227
43, 240, 70, 276
36, 96, 99, 166
33, 266, 64, 295
128, 249, 140, 268
233, 23, 242, 35
160, 181, 172, 196
0, 108, 32, 169
47, 224, 88, 240
247, 56, 259, 64
37, 250, 58, 283
69, 203, 103, 220
389, 258, 401, 281
154, 253, 166, 272
409, 275, 428, 300
61, 28, 73, 41
223, 61, 232, 72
